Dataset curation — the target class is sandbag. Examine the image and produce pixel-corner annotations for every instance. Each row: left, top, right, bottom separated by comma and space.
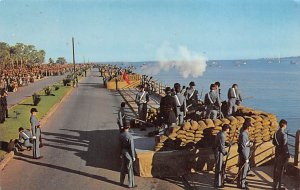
262, 119, 271, 125
213, 119, 223, 126
186, 132, 195, 137
194, 138, 202, 142
183, 122, 191, 130
171, 126, 181, 133
221, 118, 230, 124
191, 123, 199, 131
195, 134, 204, 138
235, 116, 245, 124
228, 116, 238, 124
205, 119, 215, 128
168, 133, 178, 138
159, 135, 168, 142
195, 130, 203, 134
198, 121, 207, 129
252, 115, 263, 122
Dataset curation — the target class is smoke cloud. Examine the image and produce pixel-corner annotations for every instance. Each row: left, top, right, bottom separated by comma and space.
141, 42, 207, 78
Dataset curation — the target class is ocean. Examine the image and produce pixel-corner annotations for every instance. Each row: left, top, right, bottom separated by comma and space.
133, 57, 300, 147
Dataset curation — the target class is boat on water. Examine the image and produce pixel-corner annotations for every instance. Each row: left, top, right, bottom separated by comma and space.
290, 60, 297, 65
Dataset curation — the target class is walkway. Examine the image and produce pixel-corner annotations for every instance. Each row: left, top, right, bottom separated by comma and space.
7, 74, 67, 108
0, 69, 184, 190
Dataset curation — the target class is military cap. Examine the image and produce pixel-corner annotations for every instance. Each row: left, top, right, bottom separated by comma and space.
30, 108, 38, 113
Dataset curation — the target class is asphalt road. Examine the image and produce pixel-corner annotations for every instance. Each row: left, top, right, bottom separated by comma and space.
7, 74, 67, 108
0, 70, 185, 190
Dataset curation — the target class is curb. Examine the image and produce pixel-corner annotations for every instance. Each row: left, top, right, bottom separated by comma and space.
0, 151, 14, 171
0, 76, 86, 171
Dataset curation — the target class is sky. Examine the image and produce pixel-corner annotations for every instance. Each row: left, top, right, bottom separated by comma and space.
0, 0, 300, 62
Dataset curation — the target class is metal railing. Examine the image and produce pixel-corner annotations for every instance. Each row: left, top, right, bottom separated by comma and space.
286, 129, 300, 167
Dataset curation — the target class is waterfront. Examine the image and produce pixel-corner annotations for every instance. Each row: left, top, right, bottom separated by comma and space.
136, 58, 300, 137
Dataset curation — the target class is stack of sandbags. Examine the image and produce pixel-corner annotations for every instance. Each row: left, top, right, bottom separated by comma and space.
154, 120, 205, 151
153, 106, 278, 152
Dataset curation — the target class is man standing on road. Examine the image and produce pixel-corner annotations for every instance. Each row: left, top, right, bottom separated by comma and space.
135, 85, 149, 131
213, 124, 230, 188
1, 89, 8, 118
273, 119, 290, 190
118, 102, 127, 132
237, 122, 253, 189
119, 122, 137, 189
30, 108, 43, 159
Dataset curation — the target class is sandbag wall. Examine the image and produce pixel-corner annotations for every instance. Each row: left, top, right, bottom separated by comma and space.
154, 106, 278, 151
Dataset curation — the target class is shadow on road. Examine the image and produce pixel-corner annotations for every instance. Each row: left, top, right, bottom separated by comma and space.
13, 157, 123, 187
43, 129, 121, 172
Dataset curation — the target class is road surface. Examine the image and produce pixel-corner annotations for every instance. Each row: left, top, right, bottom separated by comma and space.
0, 69, 185, 190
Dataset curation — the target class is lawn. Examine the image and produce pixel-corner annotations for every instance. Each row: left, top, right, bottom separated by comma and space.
0, 82, 72, 160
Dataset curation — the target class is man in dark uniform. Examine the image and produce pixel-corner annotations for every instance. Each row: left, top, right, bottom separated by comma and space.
1, 90, 8, 118
118, 102, 127, 132
273, 119, 290, 190
185, 81, 199, 119
0, 91, 6, 123
214, 124, 230, 188
237, 122, 253, 189
119, 122, 137, 188
160, 87, 177, 131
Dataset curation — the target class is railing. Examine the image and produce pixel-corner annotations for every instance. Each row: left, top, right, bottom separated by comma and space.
286, 129, 300, 167
140, 75, 167, 95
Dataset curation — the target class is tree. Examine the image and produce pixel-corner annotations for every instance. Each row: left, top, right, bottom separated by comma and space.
0, 42, 10, 68
0, 41, 46, 68
56, 57, 67, 64
48, 58, 55, 64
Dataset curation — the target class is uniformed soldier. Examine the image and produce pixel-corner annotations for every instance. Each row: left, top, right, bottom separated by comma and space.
204, 84, 221, 119
18, 127, 33, 149
135, 85, 149, 130
237, 122, 253, 189
160, 87, 177, 131
118, 102, 127, 132
0, 93, 5, 123
173, 83, 186, 125
227, 84, 242, 116
185, 81, 199, 119
185, 81, 199, 107
273, 119, 290, 190
214, 124, 230, 188
1, 90, 8, 118
119, 122, 137, 188
30, 108, 43, 159
215, 81, 222, 100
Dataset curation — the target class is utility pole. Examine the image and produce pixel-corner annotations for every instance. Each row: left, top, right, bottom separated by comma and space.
72, 37, 76, 76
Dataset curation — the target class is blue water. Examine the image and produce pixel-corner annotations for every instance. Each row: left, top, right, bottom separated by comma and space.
133, 58, 300, 139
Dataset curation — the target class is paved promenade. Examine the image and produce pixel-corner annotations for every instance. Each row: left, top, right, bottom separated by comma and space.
7, 74, 67, 108
0, 70, 183, 190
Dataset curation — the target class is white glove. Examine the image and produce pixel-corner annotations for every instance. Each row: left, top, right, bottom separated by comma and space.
249, 142, 253, 147
32, 136, 37, 139
246, 159, 249, 163
133, 158, 136, 162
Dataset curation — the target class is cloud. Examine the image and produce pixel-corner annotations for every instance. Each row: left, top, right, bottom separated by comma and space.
141, 42, 207, 78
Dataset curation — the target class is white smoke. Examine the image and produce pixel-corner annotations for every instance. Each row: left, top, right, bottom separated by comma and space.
141, 42, 207, 78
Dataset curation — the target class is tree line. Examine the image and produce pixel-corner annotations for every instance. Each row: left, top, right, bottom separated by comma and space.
0, 42, 67, 68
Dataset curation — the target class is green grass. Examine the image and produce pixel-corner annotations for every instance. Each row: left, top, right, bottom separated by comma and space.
0, 82, 72, 160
